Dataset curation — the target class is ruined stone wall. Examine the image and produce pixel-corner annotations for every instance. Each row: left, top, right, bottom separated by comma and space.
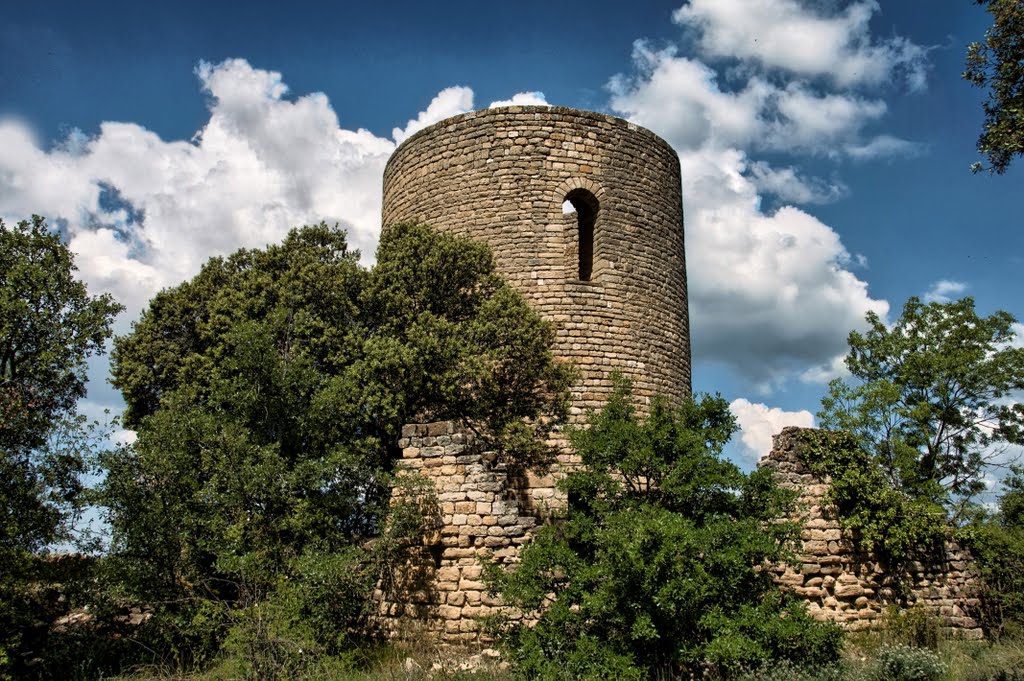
382, 106, 690, 415
376, 422, 541, 644
380, 424, 985, 643
763, 427, 982, 638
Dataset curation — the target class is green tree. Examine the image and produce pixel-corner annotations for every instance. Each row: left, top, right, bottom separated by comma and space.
819, 297, 1024, 521
0, 215, 122, 675
100, 222, 571, 669
969, 466, 1024, 637
965, 0, 1024, 174
491, 377, 842, 679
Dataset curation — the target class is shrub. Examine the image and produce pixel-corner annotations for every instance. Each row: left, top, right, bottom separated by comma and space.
868, 645, 945, 681
491, 377, 843, 679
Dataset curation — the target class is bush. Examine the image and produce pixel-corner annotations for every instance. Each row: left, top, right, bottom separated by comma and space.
881, 606, 944, 651
737, 659, 847, 681
967, 467, 1024, 638
491, 377, 843, 679
868, 645, 945, 681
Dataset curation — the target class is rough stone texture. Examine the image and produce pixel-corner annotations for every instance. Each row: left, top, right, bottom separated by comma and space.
762, 427, 983, 638
381, 423, 987, 644
378, 108, 982, 644
376, 422, 539, 643
382, 106, 690, 415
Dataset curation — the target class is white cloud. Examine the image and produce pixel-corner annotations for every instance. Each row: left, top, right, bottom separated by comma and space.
767, 84, 887, 153
799, 354, 850, 385
392, 86, 473, 144
668, 145, 888, 386
730, 398, 814, 464
924, 279, 967, 304
608, 43, 915, 158
747, 161, 847, 205
608, 43, 771, 151
0, 59, 465, 323
844, 134, 924, 161
489, 91, 549, 107
673, 0, 930, 90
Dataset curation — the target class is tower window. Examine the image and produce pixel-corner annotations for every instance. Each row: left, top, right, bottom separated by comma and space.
564, 188, 599, 281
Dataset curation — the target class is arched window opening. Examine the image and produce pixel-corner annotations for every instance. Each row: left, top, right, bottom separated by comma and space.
565, 188, 598, 281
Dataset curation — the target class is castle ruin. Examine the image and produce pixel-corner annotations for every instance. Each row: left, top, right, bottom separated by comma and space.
376, 106, 981, 642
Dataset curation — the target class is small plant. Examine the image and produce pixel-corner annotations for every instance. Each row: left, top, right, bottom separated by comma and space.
868, 645, 945, 681
737, 659, 847, 681
882, 606, 944, 651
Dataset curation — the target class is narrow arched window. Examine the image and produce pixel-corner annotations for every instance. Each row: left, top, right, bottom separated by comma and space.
564, 189, 599, 281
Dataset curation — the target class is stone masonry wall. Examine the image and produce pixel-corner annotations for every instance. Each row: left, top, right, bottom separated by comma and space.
382, 106, 690, 416
376, 422, 541, 644
381, 424, 985, 644
762, 427, 982, 638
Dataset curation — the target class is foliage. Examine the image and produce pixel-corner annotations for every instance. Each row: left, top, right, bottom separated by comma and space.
1, 215, 122, 554
880, 606, 945, 651
868, 645, 946, 681
491, 376, 843, 679
801, 430, 946, 565
0, 215, 123, 678
965, 466, 1024, 638
100, 222, 571, 667
964, 0, 1024, 174
818, 297, 1024, 522
221, 548, 372, 680
737, 660, 847, 681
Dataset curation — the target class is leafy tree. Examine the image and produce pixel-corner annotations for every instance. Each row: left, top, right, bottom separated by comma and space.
819, 297, 1024, 521
100, 222, 571, 667
491, 377, 842, 679
966, 466, 1024, 637
965, 0, 1024, 174
0, 215, 122, 676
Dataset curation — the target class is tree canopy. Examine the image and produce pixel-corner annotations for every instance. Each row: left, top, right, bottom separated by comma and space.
1, 215, 122, 557
965, 0, 1024, 174
1, 215, 122, 676
819, 296, 1024, 520
99, 222, 572, 667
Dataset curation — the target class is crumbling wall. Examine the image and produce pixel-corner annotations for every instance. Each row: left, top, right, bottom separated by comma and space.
380, 423, 986, 643
376, 421, 541, 643
762, 427, 982, 638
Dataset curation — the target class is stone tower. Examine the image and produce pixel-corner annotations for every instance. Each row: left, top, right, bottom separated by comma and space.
382, 106, 690, 412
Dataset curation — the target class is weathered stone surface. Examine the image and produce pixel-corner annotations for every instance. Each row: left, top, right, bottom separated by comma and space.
382, 106, 691, 414
376, 422, 541, 643
764, 426, 982, 638
374, 107, 983, 645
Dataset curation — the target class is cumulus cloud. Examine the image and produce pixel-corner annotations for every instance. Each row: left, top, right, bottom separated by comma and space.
730, 398, 814, 464
489, 91, 549, 107
392, 86, 474, 144
747, 161, 847, 205
608, 42, 913, 159
605, 2, 924, 387
608, 44, 771, 151
924, 279, 967, 304
0, 59, 421, 320
673, 0, 930, 90
665, 144, 888, 387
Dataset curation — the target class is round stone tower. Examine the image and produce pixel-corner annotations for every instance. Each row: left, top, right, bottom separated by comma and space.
382, 106, 690, 412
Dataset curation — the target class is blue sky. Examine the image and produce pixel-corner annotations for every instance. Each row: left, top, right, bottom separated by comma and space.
2, 0, 1021, 466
